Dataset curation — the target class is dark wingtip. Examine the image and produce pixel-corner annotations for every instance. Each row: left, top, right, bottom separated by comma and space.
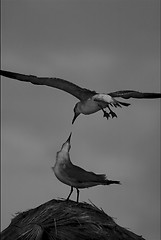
108, 180, 121, 185
113, 180, 121, 185
0, 70, 19, 78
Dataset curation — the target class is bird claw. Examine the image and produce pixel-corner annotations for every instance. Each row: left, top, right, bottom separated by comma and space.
103, 111, 110, 120
109, 111, 117, 118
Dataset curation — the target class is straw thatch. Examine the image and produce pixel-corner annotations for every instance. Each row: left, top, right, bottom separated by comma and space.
1, 199, 146, 240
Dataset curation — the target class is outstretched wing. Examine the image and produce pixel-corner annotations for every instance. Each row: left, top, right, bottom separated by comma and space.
0, 70, 95, 101
109, 90, 161, 99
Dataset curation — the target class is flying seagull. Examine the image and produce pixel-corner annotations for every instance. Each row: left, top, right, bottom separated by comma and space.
52, 133, 120, 202
1, 69, 161, 123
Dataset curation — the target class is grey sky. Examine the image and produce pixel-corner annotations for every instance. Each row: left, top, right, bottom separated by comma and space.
1, 1, 160, 239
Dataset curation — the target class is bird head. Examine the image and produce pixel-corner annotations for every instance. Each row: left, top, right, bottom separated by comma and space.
60, 132, 72, 153
55, 133, 72, 163
72, 103, 81, 124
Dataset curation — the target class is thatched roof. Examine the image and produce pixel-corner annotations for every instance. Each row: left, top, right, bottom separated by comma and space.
1, 199, 145, 240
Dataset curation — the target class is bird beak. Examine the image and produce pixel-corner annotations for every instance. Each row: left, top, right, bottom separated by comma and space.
61, 132, 72, 152
66, 132, 72, 143
72, 112, 80, 124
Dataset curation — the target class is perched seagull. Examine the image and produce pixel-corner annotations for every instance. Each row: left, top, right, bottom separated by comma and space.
52, 133, 120, 202
1, 69, 161, 123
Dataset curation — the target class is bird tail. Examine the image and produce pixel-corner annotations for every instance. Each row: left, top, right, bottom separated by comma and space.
117, 100, 131, 107
105, 180, 121, 185
96, 174, 120, 185
114, 99, 131, 108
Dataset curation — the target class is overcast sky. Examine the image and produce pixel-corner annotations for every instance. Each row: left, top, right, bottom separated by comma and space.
1, 1, 160, 239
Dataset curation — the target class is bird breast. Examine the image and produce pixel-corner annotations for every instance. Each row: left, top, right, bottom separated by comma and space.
53, 160, 73, 186
80, 99, 106, 115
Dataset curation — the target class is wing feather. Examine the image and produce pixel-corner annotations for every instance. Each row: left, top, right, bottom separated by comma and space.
0, 70, 95, 101
65, 164, 106, 183
109, 90, 161, 99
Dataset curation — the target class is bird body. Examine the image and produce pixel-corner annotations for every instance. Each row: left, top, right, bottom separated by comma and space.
52, 133, 120, 202
1, 69, 161, 123
75, 99, 106, 115
53, 152, 117, 189
72, 94, 130, 122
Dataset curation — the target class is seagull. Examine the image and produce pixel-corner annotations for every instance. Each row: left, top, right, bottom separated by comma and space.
1, 69, 161, 123
52, 133, 120, 202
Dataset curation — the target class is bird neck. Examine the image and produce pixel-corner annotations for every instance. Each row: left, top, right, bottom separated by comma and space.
56, 151, 71, 164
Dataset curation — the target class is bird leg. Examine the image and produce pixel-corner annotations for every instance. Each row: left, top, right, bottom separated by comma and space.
102, 109, 110, 120
98, 105, 110, 120
107, 105, 117, 118
66, 186, 73, 201
76, 188, 80, 203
